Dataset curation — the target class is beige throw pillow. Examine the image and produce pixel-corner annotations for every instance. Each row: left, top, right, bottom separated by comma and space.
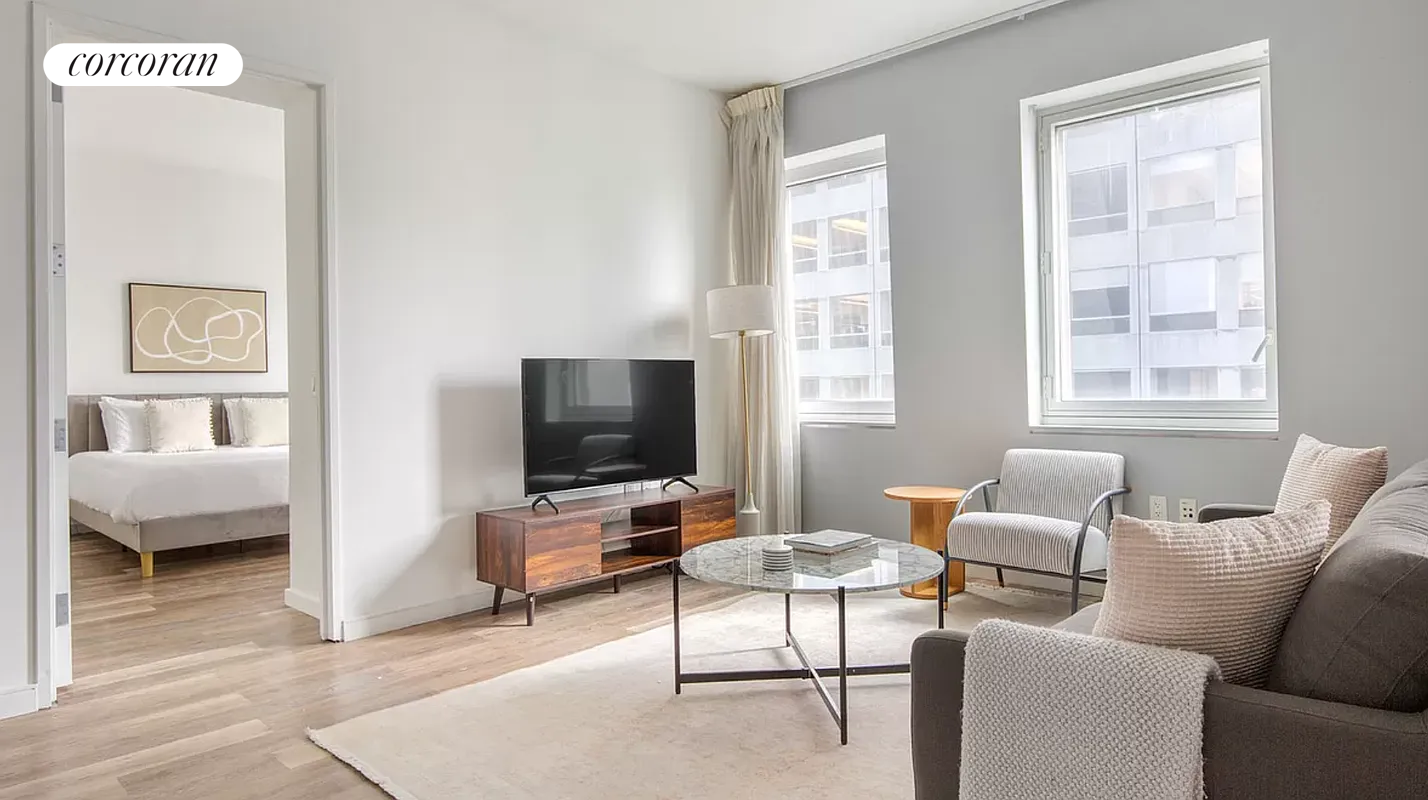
1093, 501, 1330, 687
237, 397, 288, 447
1276, 434, 1388, 551
145, 397, 216, 453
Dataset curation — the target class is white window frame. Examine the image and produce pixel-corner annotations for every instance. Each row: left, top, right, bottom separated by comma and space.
787, 135, 896, 424
1020, 41, 1279, 434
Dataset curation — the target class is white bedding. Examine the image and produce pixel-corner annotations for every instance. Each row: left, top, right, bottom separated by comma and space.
69, 446, 289, 524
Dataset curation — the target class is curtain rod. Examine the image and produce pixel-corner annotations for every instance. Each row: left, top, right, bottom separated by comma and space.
779, 0, 1077, 90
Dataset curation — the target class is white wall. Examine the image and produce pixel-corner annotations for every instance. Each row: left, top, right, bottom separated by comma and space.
64, 85, 288, 395
2, 0, 729, 692
785, 0, 1428, 591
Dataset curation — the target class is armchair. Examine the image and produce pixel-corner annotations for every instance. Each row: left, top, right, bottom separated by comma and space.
946, 449, 1128, 612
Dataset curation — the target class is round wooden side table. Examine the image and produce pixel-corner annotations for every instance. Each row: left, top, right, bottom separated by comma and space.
884, 486, 967, 600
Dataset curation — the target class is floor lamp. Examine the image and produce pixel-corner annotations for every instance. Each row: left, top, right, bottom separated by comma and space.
707, 285, 776, 535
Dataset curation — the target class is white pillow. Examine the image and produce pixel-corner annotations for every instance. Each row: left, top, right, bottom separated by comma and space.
98, 396, 150, 453
237, 397, 288, 447
146, 397, 216, 453
222, 398, 246, 443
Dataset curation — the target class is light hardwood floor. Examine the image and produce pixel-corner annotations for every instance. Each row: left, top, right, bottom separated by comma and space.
0, 533, 740, 799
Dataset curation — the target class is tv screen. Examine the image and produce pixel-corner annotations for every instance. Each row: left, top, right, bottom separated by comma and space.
521, 358, 697, 497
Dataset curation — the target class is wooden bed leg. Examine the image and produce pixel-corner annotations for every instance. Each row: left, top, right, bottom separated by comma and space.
139, 552, 154, 579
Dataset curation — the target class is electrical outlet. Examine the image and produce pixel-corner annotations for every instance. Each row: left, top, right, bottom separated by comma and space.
1179, 498, 1198, 523
1149, 495, 1168, 521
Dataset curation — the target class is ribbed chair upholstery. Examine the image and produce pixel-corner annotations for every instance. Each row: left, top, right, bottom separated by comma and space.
946, 449, 1128, 612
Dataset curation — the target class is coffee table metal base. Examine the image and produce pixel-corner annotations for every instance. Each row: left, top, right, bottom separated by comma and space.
672, 558, 948, 746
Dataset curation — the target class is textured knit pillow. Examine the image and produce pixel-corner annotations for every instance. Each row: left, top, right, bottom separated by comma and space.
146, 397, 216, 453
1094, 501, 1330, 687
237, 397, 288, 447
1276, 434, 1387, 552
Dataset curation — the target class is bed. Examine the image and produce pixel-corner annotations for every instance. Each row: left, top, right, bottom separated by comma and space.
68, 393, 290, 578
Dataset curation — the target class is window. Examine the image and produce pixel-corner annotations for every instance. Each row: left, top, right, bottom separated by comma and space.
791, 220, 819, 274
829, 212, 869, 269
1238, 252, 1266, 328
1073, 370, 1133, 399
1149, 259, 1217, 332
830, 376, 871, 400
786, 135, 895, 422
1145, 151, 1217, 227
1070, 272, 1131, 337
1235, 140, 1264, 214
799, 377, 821, 400
1068, 165, 1128, 236
877, 206, 891, 262
795, 299, 820, 351
1151, 367, 1219, 399
1239, 366, 1266, 400
877, 290, 893, 346
1025, 43, 1277, 431
830, 294, 870, 349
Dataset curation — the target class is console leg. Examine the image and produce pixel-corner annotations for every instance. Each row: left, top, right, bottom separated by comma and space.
673, 564, 682, 695
613, 574, 621, 594
526, 594, 536, 626
492, 586, 504, 616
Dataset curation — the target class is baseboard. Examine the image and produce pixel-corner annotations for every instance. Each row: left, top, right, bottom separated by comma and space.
284, 588, 323, 619
0, 684, 39, 721
342, 586, 515, 641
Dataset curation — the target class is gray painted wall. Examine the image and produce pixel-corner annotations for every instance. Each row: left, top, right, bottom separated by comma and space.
786, 0, 1428, 585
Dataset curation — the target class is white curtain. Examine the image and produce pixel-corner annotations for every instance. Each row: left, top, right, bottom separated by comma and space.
723, 87, 801, 537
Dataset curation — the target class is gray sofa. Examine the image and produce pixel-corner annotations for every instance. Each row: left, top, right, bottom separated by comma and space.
911, 459, 1428, 799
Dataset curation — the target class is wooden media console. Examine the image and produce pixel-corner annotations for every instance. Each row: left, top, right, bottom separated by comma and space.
476, 485, 735, 625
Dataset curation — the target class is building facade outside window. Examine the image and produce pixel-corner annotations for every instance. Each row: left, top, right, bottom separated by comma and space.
1026, 44, 1277, 431
785, 136, 894, 423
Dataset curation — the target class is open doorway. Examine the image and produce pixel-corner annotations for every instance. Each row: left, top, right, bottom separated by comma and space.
61, 84, 299, 683
30, 8, 339, 704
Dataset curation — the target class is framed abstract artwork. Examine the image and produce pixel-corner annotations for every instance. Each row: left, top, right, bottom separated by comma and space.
128, 282, 268, 373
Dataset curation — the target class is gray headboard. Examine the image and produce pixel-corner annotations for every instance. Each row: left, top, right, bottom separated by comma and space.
67, 393, 287, 455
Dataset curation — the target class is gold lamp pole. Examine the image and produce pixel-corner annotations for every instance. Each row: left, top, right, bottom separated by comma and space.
708, 285, 777, 528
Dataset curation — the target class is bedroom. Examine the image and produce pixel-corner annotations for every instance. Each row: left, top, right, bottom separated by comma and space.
59, 81, 310, 684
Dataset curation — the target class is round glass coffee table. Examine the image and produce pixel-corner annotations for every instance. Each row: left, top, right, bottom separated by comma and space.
673, 533, 947, 745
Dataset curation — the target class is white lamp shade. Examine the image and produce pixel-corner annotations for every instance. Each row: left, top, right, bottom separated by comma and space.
707, 284, 776, 339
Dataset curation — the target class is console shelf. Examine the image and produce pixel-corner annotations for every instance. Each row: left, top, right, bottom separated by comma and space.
602, 552, 677, 575
476, 485, 735, 626
600, 521, 680, 544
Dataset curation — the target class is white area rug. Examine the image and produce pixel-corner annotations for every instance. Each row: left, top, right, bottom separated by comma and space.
310, 586, 1069, 800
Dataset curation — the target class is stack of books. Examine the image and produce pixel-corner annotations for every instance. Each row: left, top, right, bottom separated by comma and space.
785, 530, 877, 561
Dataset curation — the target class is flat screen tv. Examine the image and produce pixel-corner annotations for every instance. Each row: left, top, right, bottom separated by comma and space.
521, 358, 697, 497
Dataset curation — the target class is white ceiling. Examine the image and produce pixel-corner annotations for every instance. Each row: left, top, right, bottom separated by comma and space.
471, 0, 1062, 93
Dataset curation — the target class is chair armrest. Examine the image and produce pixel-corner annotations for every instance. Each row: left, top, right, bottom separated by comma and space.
910, 630, 970, 800
1204, 681, 1428, 799
953, 478, 999, 517
1197, 503, 1274, 523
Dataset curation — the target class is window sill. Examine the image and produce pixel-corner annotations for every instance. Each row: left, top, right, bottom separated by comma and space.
800, 414, 896, 429
1030, 422, 1278, 440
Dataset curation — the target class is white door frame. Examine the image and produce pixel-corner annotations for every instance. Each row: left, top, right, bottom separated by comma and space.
27, 3, 345, 710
